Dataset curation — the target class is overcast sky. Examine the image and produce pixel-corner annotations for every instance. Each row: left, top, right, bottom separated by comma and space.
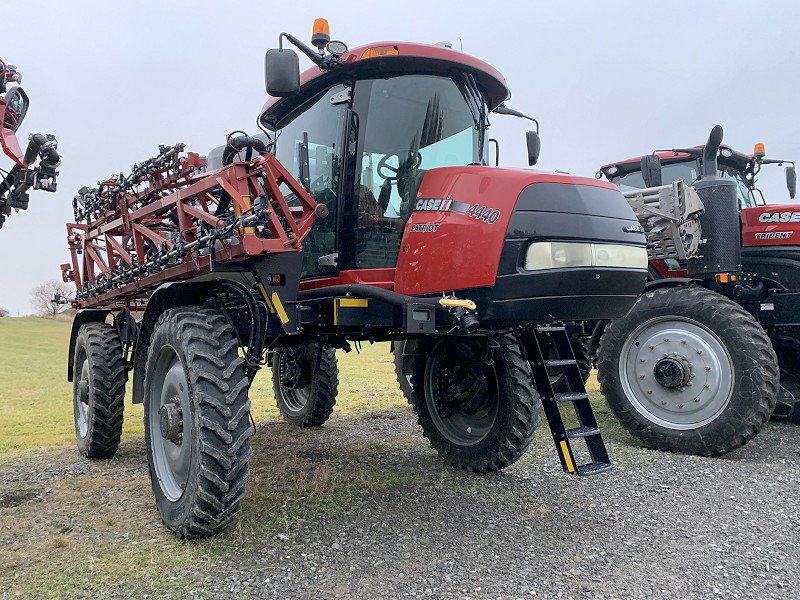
1, 1, 798, 315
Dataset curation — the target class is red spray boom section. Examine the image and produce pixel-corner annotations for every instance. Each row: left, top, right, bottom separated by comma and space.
62, 143, 319, 309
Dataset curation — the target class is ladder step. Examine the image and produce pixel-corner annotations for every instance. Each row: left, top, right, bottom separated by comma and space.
566, 426, 601, 439
554, 391, 589, 403
534, 326, 567, 333
576, 461, 613, 476
544, 358, 577, 367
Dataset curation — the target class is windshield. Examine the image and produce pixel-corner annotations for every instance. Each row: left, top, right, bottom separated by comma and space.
350, 74, 488, 268
611, 159, 755, 208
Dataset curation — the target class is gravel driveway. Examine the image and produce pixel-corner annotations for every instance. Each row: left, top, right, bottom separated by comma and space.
2, 409, 798, 600
180, 411, 800, 600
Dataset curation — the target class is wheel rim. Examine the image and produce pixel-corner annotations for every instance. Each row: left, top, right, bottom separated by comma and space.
148, 346, 192, 502
423, 347, 498, 446
75, 353, 90, 439
278, 349, 314, 414
619, 316, 734, 430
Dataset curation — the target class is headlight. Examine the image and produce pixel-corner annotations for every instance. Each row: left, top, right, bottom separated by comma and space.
524, 242, 648, 271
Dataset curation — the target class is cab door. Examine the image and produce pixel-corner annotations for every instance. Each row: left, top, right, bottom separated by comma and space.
272, 83, 350, 279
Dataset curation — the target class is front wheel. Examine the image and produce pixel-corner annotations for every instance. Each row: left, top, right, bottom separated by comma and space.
597, 286, 778, 456
409, 333, 541, 472
144, 307, 253, 538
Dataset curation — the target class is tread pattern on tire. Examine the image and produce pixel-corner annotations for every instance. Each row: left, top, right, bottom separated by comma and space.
273, 345, 339, 427
145, 308, 253, 539
74, 323, 126, 459
597, 286, 778, 456
409, 333, 542, 472
393, 340, 415, 403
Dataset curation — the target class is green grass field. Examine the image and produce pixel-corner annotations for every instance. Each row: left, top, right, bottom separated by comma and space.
0, 317, 405, 455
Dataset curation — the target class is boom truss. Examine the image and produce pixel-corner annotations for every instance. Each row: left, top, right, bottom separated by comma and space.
62, 143, 319, 309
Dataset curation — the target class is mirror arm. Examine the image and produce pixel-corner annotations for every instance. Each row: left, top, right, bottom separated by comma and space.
760, 158, 794, 167
492, 103, 539, 133
280, 32, 324, 67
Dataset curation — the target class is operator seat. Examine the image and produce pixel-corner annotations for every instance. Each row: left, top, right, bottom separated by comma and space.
398, 169, 427, 221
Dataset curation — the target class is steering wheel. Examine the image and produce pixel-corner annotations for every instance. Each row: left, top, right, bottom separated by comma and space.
376, 151, 422, 181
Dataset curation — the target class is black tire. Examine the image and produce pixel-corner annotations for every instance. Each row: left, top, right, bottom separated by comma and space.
72, 322, 126, 459
597, 286, 778, 456
143, 307, 253, 538
272, 343, 339, 427
409, 333, 541, 472
772, 377, 800, 424
393, 339, 415, 403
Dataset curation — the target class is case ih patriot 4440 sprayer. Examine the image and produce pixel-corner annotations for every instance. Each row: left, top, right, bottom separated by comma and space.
61, 21, 649, 538
0, 59, 60, 229
595, 125, 798, 456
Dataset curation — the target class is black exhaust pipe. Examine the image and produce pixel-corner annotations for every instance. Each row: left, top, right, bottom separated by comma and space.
687, 125, 742, 278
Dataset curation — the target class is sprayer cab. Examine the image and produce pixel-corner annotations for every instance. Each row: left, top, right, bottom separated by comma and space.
257, 21, 648, 326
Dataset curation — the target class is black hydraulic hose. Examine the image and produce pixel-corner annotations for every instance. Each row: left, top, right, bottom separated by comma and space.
222, 136, 268, 166
215, 279, 265, 371
23, 133, 46, 165
297, 284, 441, 308
702, 125, 724, 178
22, 133, 59, 168
41, 146, 60, 167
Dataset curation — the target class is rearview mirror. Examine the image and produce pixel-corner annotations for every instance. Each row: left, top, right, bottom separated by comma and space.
2, 86, 29, 132
640, 154, 662, 188
526, 131, 541, 166
265, 48, 300, 97
787, 165, 797, 200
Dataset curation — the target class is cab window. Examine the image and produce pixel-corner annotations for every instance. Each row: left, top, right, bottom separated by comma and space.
273, 84, 348, 277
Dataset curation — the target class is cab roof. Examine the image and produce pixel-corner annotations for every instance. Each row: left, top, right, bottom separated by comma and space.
259, 41, 509, 130
600, 144, 757, 179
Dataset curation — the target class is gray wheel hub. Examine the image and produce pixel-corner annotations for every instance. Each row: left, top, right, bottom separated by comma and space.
620, 317, 734, 430
76, 358, 90, 438
149, 349, 192, 502
159, 401, 183, 444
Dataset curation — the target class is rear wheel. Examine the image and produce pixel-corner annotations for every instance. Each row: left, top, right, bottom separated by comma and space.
272, 343, 339, 427
597, 286, 778, 456
409, 334, 541, 472
72, 323, 125, 459
144, 307, 253, 538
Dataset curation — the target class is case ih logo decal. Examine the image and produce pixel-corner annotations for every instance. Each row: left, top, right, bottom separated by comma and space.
755, 231, 793, 240
413, 197, 501, 224
415, 197, 469, 213
758, 211, 800, 223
